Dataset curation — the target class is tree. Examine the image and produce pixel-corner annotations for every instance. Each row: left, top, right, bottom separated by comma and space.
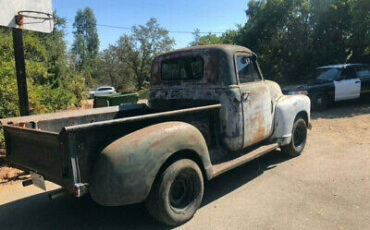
32, 13, 69, 85
99, 46, 119, 87
189, 29, 240, 46
0, 13, 87, 147
190, 28, 201, 46
71, 7, 100, 76
232, 0, 369, 84
97, 18, 175, 91
97, 41, 136, 93
346, 0, 370, 63
0, 12, 86, 118
199, 33, 227, 45
130, 18, 175, 89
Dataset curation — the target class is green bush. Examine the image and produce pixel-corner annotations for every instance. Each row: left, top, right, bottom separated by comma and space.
0, 26, 87, 119
0, 17, 89, 150
138, 88, 150, 99
0, 131, 4, 149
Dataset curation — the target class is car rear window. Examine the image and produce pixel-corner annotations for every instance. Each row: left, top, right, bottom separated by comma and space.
316, 68, 341, 81
98, 87, 113, 91
161, 56, 204, 81
356, 66, 370, 80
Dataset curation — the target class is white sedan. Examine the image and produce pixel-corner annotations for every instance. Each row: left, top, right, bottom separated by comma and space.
89, 86, 117, 98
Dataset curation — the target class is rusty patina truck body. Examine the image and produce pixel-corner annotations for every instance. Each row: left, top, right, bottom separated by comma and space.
1, 45, 311, 226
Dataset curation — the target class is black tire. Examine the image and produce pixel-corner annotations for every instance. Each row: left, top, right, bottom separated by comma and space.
281, 117, 308, 157
145, 159, 204, 226
311, 94, 329, 111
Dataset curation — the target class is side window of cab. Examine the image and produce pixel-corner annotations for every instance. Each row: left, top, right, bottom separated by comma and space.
340, 67, 357, 80
356, 65, 370, 80
236, 55, 261, 84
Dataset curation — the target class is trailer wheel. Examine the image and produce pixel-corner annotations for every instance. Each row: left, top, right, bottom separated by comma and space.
145, 159, 204, 226
281, 117, 307, 157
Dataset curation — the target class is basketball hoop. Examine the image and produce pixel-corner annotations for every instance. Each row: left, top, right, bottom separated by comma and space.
0, 0, 54, 33
15, 10, 54, 27
0, 0, 54, 115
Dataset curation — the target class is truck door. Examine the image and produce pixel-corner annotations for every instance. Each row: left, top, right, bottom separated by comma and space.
334, 67, 361, 101
355, 65, 370, 96
235, 54, 273, 148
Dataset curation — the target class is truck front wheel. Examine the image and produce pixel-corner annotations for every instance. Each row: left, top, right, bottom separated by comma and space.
145, 159, 204, 226
281, 117, 307, 157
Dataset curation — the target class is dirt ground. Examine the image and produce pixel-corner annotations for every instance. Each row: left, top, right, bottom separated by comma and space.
0, 99, 369, 229
0, 167, 24, 184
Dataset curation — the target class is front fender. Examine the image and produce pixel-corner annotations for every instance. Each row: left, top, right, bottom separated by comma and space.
89, 121, 211, 206
270, 95, 311, 145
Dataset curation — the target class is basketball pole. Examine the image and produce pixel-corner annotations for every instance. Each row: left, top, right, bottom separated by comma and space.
12, 28, 30, 116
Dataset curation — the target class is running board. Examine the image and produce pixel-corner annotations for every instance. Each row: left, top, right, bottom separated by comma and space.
211, 143, 279, 178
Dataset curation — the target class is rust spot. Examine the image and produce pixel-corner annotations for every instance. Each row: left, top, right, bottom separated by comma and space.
255, 115, 267, 142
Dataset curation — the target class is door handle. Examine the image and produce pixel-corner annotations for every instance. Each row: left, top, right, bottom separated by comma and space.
355, 80, 360, 84
242, 92, 250, 101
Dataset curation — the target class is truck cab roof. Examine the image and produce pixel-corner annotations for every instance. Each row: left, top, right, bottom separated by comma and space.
158, 44, 253, 57
151, 45, 254, 87
316, 63, 369, 69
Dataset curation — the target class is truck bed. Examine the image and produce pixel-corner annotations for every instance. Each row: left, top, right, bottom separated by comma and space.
1, 104, 151, 133
1, 103, 221, 192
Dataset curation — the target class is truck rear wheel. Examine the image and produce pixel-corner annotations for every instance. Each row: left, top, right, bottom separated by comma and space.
145, 159, 204, 226
281, 117, 307, 157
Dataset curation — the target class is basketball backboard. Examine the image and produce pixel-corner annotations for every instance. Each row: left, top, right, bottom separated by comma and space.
0, 0, 54, 33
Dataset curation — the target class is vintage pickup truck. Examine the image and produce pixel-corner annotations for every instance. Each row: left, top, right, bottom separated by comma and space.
1, 45, 311, 226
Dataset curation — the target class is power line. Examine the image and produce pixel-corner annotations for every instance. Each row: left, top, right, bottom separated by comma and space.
63, 19, 225, 34
96, 24, 131, 30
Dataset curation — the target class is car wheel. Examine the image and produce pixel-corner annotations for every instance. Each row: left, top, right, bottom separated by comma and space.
281, 117, 308, 157
145, 159, 204, 226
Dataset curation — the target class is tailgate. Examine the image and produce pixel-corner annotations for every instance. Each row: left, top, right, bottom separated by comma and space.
3, 125, 66, 184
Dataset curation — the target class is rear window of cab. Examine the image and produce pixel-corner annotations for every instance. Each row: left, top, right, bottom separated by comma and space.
161, 56, 204, 81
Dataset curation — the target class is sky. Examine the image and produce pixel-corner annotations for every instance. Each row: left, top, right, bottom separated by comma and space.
53, 0, 248, 51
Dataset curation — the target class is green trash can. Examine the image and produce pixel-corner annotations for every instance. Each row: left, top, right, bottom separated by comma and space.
93, 93, 139, 108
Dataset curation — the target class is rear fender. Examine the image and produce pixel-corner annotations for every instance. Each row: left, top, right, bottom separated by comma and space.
270, 95, 311, 145
89, 121, 211, 206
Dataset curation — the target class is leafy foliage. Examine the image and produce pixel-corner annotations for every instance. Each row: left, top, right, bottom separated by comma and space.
138, 88, 150, 99
190, 29, 201, 46
131, 18, 176, 89
198, 33, 224, 45
71, 7, 100, 83
1, 10, 98, 148
191, 0, 370, 84
0, 14, 86, 148
97, 37, 137, 93
97, 18, 175, 91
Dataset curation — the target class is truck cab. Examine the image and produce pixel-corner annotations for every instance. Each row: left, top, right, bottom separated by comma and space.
150, 45, 310, 152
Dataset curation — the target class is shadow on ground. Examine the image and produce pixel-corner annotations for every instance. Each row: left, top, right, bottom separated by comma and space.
311, 98, 370, 120
0, 151, 290, 230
